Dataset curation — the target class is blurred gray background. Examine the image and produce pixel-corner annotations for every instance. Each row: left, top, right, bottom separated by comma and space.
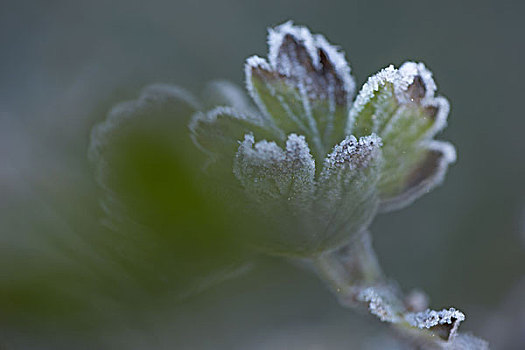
1, 0, 524, 348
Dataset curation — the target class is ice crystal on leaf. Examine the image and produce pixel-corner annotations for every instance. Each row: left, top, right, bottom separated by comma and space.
347, 62, 455, 211
244, 21, 355, 159
234, 133, 315, 207
189, 21, 487, 348
191, 21, 455, 254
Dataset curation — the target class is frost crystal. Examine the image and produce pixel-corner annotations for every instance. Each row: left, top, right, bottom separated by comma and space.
318, 134, 382, 207
244, 21, 356, 157
314, 135, 383, 250
406, 308, 465, 341
267, 21, 355, 103
358, 287, 402, 323
346, 64, 409, 134
233, 133, 315, 207
322, 134, 382, 172
345, 61, 455, 212
406, 308, 465, 330
191, 21, 457, 254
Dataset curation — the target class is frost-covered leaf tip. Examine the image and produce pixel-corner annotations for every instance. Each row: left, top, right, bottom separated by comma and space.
347, 62, 455, 211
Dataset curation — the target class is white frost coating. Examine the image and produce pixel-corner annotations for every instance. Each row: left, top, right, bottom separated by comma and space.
244, 22, 357, 155
424, 95, 450, 138
313, 33, 356, 101
238, 134, 285, 165
285, 133, 317, 173
406, 307, 465, 339
246, 54, 312, 138
358, 287, 401, 323
346, 65, 411, 135
322, 134, 383, 174
268, 21, 318, 74
359, 289, 474, 344
317, 134, 383, 234
347, 61, 454, 212
399, 61, 450, 137
233, 133, 316, 203
267, 21, 355, 100
346, 61, 450, 138
244, 53, 324, 157
398, 61, 437, 101
244, 55, 276, 125
429, 139, 457, 164
406, 308, 465, 329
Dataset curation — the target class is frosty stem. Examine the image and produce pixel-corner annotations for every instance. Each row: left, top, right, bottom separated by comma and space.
311, 230, 474, 349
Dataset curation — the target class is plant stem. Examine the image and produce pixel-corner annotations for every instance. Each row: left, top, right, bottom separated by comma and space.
310, 230, 486, 349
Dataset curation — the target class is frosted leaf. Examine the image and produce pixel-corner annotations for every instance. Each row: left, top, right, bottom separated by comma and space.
379, 140, 456, 212
267, 21, 355, 104
321, 134, 382, 174
89, 84, 199, 163
315, 134, 383, 247
189, 106, 280, 164
201, 80, 255, 113
89, 84, 200, 191
246, 55, 314, 139
346, 62, 454, 211
346, 65, 408, 137
346, 62, 448, 138
398, 61, 449, 136
245, 21, 355, 158
88, 83, 203, 226
233, 133, 315, 209
87, 84, 254, 302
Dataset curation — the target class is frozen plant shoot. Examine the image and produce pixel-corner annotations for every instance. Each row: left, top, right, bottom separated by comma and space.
190, 21, 487, 349
90, 21, 488, 349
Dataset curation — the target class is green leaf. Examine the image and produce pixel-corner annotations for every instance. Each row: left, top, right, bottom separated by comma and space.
315, 134, 383, 251
245, 21, 355, 160
346, 62, 454, 211
233, 133, 320, 255
379, 140, 456, 212
190, 106, 279, 166
87, 85, 253, 314
233, 133, 315, 207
